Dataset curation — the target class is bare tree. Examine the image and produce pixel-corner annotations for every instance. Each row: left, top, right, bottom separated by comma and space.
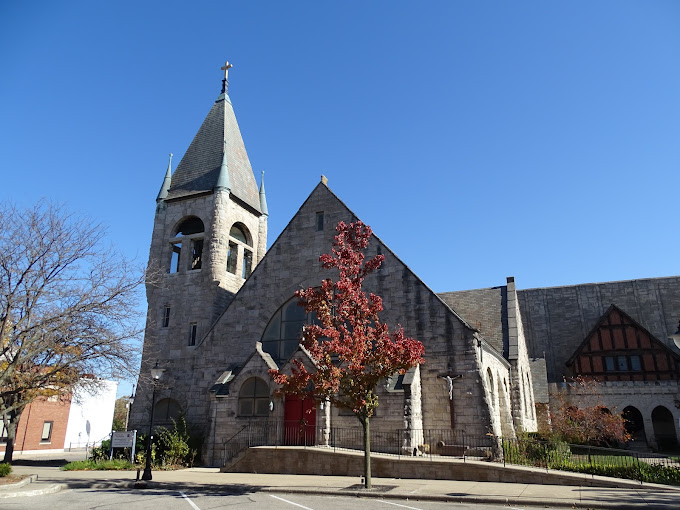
0, 201, 144, 462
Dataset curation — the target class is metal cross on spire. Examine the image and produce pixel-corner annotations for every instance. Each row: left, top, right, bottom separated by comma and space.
221, 61, 233, 80
220, 61, 233, 94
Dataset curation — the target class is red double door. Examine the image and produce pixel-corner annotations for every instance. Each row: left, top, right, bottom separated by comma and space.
283, 395, 317, 446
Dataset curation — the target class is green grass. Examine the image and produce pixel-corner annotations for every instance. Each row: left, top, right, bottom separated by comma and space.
61, 459, 135, 471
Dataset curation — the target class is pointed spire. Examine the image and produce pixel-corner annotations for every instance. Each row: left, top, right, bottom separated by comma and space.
156, 153, 173, 202
215, 140, 231, 192
259, 171, 269, 216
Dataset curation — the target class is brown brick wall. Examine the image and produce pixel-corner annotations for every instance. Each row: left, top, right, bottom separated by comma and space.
1, 397, 71, 452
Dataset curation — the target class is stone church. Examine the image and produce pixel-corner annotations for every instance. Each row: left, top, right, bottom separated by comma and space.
129, 67, 680, 465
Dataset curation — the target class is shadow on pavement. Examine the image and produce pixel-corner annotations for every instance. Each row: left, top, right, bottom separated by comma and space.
11, 459, 70, 468
80, 483, 265, 497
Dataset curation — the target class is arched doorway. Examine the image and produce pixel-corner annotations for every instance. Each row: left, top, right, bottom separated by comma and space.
154, 398, 182, 426
622, 406, 646, 448
651, 406, 678, 451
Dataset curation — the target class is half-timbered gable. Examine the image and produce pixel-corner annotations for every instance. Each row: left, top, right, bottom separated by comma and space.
567, 305, 680, 381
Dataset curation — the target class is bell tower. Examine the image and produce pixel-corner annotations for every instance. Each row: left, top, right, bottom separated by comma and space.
130, 62, 268, 431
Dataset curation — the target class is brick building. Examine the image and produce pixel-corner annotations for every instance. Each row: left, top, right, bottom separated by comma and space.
1, 380, 117, 455
129, 67, 680, 465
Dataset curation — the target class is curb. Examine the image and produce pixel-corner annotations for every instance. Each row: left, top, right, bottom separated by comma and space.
0, 482, 67, 499
0, 473, 39, 490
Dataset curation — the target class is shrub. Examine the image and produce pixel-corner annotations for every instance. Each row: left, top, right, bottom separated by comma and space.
550, 377, 630, 447
503, 436, 571, 468
0, 462, 12, 477
155, 416, 200, 467
89, 439, 111, 462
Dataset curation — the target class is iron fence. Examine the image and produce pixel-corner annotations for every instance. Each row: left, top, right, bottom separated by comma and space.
222, 421, 680, 485
501, 437, 680, 471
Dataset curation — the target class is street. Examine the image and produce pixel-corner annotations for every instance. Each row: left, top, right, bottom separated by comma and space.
2, 488, 558, 510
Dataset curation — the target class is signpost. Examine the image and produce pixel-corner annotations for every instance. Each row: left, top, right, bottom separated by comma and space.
109, 430, 137, 462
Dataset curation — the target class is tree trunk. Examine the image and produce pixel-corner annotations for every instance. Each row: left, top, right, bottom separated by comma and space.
361, 416, 371, 489
2, 409, 21, 464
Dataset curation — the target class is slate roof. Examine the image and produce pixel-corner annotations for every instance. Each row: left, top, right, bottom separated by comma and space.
438, 287, 507, 355
516, 276, 680, 382
166, 93, 262, 213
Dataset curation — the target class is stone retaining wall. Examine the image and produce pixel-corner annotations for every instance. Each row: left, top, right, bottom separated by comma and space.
223, 446, 643, 488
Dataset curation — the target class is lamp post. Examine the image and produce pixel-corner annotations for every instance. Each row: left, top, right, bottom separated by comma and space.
142, 362, 164, 481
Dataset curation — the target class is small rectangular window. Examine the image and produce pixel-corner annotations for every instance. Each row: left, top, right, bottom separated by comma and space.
316, 212, 324, 231
0, 421, 7, 443
170, 243, 181, 273
242, 249, 253, 279
617, 355, 628, 371
41, 421, 53, 442
163, 306, 170, 328
227, 242, 238, 274
604, 356, 615, 372
190, 239, 203, 270
189, 323, 198, 346
630, 355, 642, 371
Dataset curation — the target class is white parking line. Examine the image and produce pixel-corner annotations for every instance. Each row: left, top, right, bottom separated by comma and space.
179, 491, 201, 510
270, 494, 316, 510
378, 500, 424, 510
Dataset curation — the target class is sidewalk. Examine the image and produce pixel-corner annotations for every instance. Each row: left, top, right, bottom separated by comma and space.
4, 464, 680, 509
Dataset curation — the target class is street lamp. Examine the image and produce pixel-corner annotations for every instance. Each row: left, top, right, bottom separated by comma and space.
141, 362, 164, 481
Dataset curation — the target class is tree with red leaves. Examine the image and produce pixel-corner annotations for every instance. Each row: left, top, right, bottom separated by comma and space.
270, 221, 425, 489
550, 376, 631, 447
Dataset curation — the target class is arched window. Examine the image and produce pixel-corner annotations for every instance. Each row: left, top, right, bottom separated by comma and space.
525, 373, 534, 419
174, 217, 204, 236
486, 368, 495, 408
238, 377, 270, 417
227, 223, 253, 279
261, 296, 319, 364
229, 225, 249, 244
154, 398, 182, 424
169, 216, 205, 273
520, 369, 528, 417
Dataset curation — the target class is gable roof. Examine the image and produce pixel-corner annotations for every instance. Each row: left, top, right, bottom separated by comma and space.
200, 180, 477, 352
166, 91, 261, 213
565, 304, 680, 367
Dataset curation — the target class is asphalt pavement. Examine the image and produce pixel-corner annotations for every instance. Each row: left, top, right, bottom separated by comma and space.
3, 456, 680, 509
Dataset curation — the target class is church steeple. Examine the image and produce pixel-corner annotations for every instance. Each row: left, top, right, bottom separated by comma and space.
156, 153, 173, 203
165, 62, 262, 213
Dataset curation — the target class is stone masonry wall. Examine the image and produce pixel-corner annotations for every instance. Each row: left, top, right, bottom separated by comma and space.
129, 189, 264, 434
549, 380, 680, 450
192, 183, 493, 459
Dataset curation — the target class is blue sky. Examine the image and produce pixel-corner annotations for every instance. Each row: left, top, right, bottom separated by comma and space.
2, 1, 679, 395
